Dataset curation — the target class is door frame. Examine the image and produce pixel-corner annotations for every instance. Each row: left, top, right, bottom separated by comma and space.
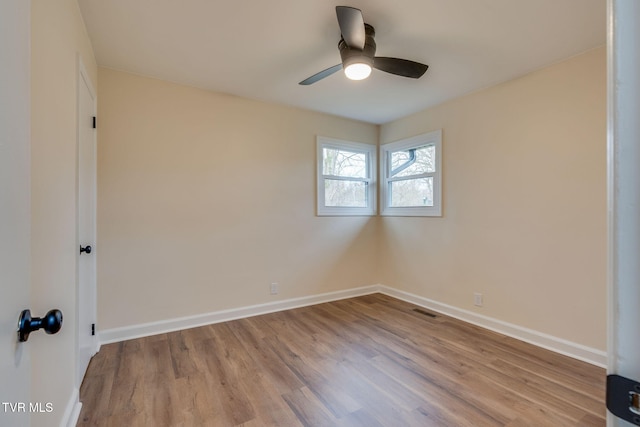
606, 0, 640, 425
76, 56, 98, 388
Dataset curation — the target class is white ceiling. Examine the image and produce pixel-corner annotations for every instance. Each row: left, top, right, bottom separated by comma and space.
77, 0, 606, 124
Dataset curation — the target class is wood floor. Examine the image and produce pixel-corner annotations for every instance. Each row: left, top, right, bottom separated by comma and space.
78, 294, 606, 426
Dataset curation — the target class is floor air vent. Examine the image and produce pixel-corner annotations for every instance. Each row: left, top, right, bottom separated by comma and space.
412, 308, 437, 318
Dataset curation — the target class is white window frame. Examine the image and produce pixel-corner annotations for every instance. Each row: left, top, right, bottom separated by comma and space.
317, 136, 377, 216
380, 130, 442, 217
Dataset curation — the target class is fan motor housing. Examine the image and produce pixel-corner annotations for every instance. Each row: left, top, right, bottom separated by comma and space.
339, 23, 376, 68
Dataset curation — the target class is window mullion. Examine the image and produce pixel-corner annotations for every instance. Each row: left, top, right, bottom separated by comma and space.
387, 172, 434, 183
323, 175, 370, 183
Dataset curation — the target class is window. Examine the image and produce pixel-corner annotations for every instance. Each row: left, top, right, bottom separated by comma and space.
381, 130, 442, 216
317, 137, 376, 216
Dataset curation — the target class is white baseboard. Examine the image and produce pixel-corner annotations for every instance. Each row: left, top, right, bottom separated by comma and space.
99, 285, 381, 344
99, 284, 606, 367
377, 285, 607, 368
60, 387, 82, 427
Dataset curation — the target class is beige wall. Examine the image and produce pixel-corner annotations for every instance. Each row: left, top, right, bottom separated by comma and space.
379, 47, 607, 350
31, 0, 97, 424
97, 68, 379, 329
97, 47, 606, 353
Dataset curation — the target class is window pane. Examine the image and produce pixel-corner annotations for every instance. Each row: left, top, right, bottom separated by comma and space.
390, 145, 435, 178
324, 179, 367, 207
390, 177, 433, 207
323, 148, 367, 178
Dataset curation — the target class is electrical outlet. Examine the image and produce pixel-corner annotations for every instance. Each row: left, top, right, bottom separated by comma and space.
474, 292, 483, 307
270, 283, 279, 295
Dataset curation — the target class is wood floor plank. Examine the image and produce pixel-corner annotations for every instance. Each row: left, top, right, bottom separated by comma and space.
503, 406, 577, 427
282, 386, 336, 427
196, 333, 256, 425
367, 353, 509, 427
175, 373, 222, 426
333, 409, 387, 427
263, 334, 363, 419
105, 341, 146, 418
78, 294, 606, 426
77, 373, 114, 425
226, 318, 304, 395
471, 357, 597, 423
167, 331, 200, 379
489, 358, 603, 417
218, 324, 303, 427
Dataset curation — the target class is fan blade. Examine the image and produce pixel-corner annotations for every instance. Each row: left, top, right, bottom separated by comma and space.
299, 64, 342, 85
373, 57, 429, 79
336, 6, 365, 49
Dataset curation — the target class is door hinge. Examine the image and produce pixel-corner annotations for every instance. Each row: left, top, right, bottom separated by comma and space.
92, 116, 96, 129
91, 323, 95, 336
607, 374, 640, 425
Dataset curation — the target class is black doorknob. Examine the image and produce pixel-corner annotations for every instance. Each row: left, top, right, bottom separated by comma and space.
17, 309, 63, 342
80, 245, 92, 254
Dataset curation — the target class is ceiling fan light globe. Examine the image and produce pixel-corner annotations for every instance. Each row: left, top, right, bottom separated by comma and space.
344, 63, 372, 80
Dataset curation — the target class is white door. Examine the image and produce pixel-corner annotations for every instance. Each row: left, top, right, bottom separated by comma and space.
0, 1, 32, 426
77, 61, 98, 387
607, 0, 640, 426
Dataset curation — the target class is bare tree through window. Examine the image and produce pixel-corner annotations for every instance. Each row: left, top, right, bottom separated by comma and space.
317, 137, 376, 216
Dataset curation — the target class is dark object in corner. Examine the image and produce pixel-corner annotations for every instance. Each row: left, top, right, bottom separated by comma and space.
412, 308, 437, 318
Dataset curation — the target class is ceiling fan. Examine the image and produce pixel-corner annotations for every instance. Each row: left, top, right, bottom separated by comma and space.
299, 6, 429, 85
